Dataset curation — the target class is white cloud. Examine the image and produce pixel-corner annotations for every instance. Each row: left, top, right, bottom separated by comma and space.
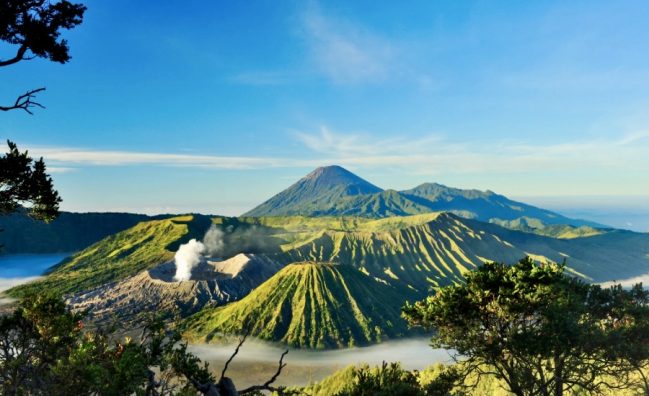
14, 128, 649, 196
599, 273, 649, 289
28, 147, 289, 169
294, 126, 444, 156
47, 167, 78, 174
301, 4, 394, 83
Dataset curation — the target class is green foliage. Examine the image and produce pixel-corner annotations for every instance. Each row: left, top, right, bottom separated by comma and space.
334, 362, 423, 396
182, 263, 417, 349
295, 362, 464, 396
0, 140, 61, 223
0, 294, 296, 395
403, 257, 649, 396
0, 293, 151, 395
0, 0, 86, 66
418, 364, 465, 396
295, 363, 418, 396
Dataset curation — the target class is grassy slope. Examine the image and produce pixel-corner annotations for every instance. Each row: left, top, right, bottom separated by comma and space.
182, 263, 417, 349
0, 210, 153, 254
10, 212, 648, 298
268, 213, 649, 289
6, 211, 648, 349
8, 214, 212, 297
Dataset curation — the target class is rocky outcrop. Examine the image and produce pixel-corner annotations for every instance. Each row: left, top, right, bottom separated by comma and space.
67, 253, 282, 325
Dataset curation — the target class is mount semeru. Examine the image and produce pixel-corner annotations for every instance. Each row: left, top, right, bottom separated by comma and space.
244, 165, 603, 230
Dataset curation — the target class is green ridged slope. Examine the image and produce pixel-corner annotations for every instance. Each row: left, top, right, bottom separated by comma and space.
10, 212, 649, 299
275, 213, 649, 289
9, 214, 212, 297
182, 263, 416, 349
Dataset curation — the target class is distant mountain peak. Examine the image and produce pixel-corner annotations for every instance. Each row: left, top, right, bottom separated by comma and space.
243, 165, 382, 217
301, 165, 381, 190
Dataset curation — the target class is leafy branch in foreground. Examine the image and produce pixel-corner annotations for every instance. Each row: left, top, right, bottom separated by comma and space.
0, 294, 292, 396
403, 257, 649, 396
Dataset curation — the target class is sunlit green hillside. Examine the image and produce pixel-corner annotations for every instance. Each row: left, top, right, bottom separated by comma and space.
271, 213, 649, 291
182, 262, 417, 349
9, 212, 649, 299
9, 214, 212, 297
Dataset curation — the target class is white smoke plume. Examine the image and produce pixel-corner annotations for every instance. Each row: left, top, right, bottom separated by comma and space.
202, 224, 225, 257
173, 239, 206, 281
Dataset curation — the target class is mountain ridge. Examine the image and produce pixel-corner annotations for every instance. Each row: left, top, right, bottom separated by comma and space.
244, 166, 603, 229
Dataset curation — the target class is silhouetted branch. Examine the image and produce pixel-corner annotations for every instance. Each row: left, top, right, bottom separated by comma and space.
0, 88, 46, 115
0, 44, 28, 67
220, 333, 247, 382
239, 349, 289, 395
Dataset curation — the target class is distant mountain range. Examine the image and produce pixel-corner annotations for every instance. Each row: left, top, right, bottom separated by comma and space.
11, 211, 649, 348
0, 165, 609, 256
244, 165, 603, 229
5, 165, 649, 350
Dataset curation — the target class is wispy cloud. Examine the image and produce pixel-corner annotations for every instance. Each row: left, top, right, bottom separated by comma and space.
14, 128, 649, 193
294, 127, 445, 156
301, 4, 394, 83
47, 167, 78, 174
27, 147, 290, 170
293, 127, 649, 177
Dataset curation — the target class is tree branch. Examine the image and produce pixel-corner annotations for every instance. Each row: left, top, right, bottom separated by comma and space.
0, 88, 46, 115
0, 45, 29, 67
239, 349, 289, 395
219, 333, 247, 382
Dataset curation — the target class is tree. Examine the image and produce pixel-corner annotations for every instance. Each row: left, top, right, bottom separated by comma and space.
402, 257, 649, 396
0, 140, 61, 222
333, 362, 424, 396
0, 294, 292, 396
1, 0, 86, 114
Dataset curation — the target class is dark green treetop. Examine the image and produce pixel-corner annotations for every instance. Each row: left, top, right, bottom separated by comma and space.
0, 140, 61, 222
403, 257, 649, 396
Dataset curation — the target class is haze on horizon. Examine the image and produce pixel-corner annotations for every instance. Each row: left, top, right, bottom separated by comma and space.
2, 1, 648, 230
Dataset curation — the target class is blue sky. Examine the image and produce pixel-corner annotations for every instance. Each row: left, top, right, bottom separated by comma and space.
2, 0, 649, 228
